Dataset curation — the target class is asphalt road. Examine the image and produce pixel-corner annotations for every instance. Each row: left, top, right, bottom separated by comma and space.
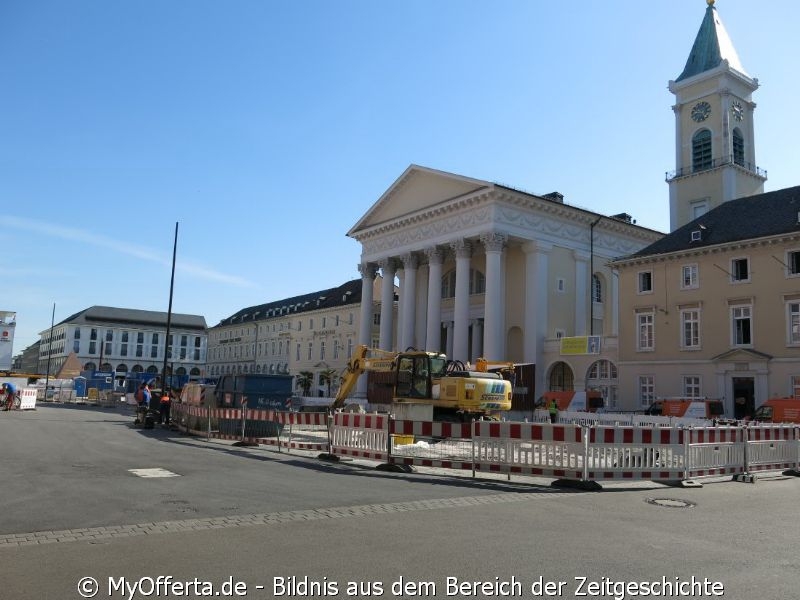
1, 404, 797, 599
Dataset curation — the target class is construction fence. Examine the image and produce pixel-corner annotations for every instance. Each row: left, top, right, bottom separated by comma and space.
169, 403, 799, 487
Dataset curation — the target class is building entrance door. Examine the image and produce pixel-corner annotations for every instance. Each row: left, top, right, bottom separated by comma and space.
732, 377, 755, 419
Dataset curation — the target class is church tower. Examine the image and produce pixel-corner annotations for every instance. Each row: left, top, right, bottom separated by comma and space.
666, 0, 766, 231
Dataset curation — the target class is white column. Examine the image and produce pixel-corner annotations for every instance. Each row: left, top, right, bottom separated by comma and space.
444, 321, 454, 358
399, 253, 418, 350
450, 239, 471, 363
378, 258, 396, 350
480, 232, 507, 360
395, 268, 405, 350
425, 246, 444, 352
356, 262, 377, 397
522, 241, 551, 394
574, 250, 589, 337
471, 319, 484, 362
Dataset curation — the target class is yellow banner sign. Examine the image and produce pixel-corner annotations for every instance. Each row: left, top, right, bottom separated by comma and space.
560, 336, 601, 355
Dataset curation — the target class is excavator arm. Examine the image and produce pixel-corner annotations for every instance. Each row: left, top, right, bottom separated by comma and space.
331, 345, 398, 409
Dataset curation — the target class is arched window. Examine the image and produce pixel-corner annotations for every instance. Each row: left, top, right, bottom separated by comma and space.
441, 268, 486, 299
116, 364, 128, 373
146, 365, 158, 374
732, 128, 744, 166
547, 361, 574, 392
692, 129, 712, 172
176, 367, 186, 376
592, 274, 603, 303
132, 364, 143, 373
190, 368, 200, 376
84, 362, 96, 372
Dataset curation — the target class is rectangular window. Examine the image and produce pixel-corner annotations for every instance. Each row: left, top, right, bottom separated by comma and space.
333, 340, 340, 360
121, 331, 129, 343
683, 376, 701, 398
793, 376, 800, 399
90, 328, 98, 341
309, 318, 314, 329
320, 341, 325, 361
121, 344, 128, 357
638, 376, 655, 407
151, 345, 158, 359
152, 333, 159, 345
732, 305, 752, 346
104, 342, 111, 356
89, 341, 97, 354
136, 344, 143, 358
681, 309, 700, 348
347, 338, 353, 358
137, 332, 144, 344
638, 271, 653, 293
193, 349, 200, 361
789, 303, 800, 345
636, 312, 654, 351
73, 341, 80, 353
681, 264, 698, 289
296, 344, 300, 361
788, 251, 800, 276
307, 342, 312, 361
731, 258, 750, 282
181, 335, 188, 347
74, 329, 81, 340
180, 348, 186, 360
322, 317, 326, 328
105, 329, 113, 342
194, 336, 201, 348
373, 313, 381, 325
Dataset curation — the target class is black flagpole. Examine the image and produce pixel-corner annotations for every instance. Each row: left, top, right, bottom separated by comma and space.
161, 223, 178, 393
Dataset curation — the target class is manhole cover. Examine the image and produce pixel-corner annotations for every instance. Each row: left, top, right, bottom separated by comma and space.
646, 498, 696, 508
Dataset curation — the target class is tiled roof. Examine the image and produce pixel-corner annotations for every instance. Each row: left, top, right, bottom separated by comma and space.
629, 185, 800, 259
56, 306, 207, 331
214, 279, 365, 327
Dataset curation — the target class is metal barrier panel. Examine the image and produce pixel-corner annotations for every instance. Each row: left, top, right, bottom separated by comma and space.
285, 412, 329, 452
473, 422, 585, 480
585, 426, 685, 481
257, 411, 329, 452
213, 407, 244, 440
746, 425, 799, 474
329, 413, 389, 461
389, 420, 473, 470
686, 427, 746, 479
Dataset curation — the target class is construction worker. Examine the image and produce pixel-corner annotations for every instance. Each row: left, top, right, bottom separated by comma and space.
159, 389, 172, 426
548, 397, 559, 424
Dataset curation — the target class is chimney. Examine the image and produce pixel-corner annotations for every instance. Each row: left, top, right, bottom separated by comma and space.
543, 192, 564, 203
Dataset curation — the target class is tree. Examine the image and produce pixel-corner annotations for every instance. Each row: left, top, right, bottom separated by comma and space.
296, 371, 314, 397
319, 368, 339, 398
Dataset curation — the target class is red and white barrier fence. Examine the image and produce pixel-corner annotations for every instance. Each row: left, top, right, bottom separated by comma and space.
166, 404, 800, 486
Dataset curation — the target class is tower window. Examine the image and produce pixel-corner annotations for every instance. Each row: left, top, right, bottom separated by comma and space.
732, 128, 744, 166
692, 129, 712, 172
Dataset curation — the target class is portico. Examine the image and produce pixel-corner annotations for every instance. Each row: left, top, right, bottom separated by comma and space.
348, 164, 661, 405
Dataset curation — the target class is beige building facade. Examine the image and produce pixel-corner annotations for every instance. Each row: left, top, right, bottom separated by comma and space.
348, 165, 662, 406
614, 187, 800, 418
206, 278, 390, 396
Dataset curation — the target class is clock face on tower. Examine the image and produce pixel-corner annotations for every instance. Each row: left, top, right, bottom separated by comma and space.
731, 101, 744, 121
691, 101, 711, 123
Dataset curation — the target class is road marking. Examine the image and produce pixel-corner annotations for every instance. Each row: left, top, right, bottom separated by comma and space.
0, 490, 575, 548
128, 468, 181, 478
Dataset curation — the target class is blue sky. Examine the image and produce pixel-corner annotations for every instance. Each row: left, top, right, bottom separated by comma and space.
2, 1, 799, 354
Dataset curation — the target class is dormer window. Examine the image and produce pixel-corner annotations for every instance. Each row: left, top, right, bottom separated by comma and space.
691, 230, 702, 242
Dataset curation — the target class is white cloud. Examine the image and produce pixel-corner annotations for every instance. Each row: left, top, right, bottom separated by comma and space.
5, 216, 256, 288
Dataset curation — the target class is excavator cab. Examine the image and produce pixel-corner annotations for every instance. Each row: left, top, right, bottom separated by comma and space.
395, 353, 447, 399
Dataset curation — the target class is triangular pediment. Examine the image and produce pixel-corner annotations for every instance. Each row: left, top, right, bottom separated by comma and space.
713, 348, 772, 363
348, 165, 491, 236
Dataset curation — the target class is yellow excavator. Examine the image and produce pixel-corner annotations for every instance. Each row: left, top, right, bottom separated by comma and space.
332, 344, 513, 421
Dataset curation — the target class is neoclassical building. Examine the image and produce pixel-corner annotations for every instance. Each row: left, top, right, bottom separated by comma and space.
347, 165, 662, 406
